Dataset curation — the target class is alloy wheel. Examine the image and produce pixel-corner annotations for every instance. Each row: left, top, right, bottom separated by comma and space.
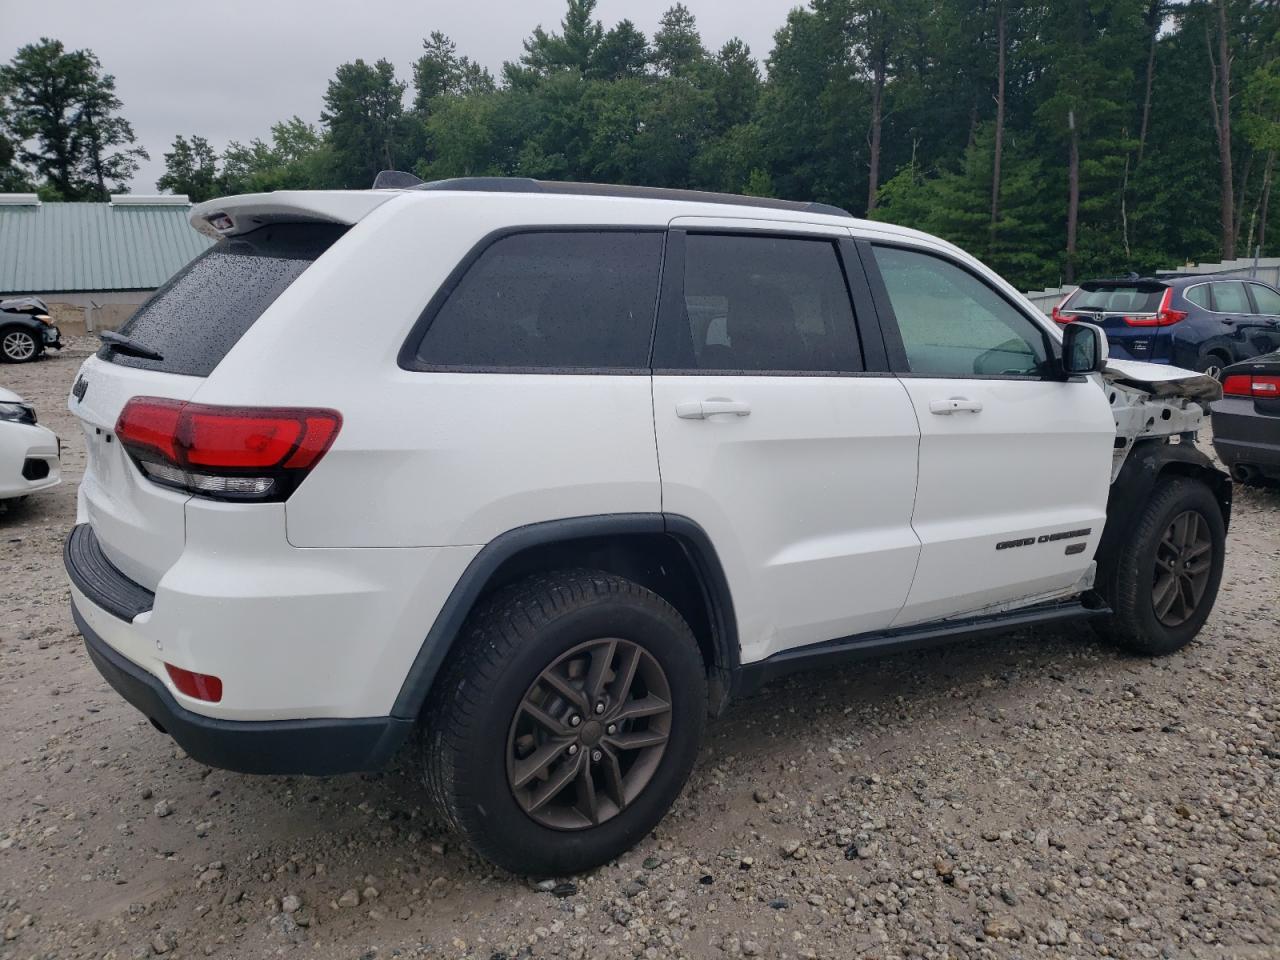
506, 638, 672, 830
2, 331, 36, 361
1152, 509, 1213, 627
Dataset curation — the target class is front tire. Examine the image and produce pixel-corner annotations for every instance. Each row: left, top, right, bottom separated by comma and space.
422, 570, 707, 875
1095, 477, 1226, 655
1, 327, 40, 363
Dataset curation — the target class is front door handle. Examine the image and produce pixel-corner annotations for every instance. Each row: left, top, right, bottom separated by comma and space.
929, 397, 983, 415
676, 398, 752, 420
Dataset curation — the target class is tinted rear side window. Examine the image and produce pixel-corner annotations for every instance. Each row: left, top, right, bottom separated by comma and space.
1068, 285, 1165, 313
1249, 283, 1280, 315
100, 223, 347, 377
1212, 281, 1251, 313
410, 231, 663, 371
670, 233, 861, 373
1185, 285, 1211, 309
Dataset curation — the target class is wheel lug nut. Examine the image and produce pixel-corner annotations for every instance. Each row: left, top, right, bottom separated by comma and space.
568, 744, 579, 755
591, 750, 602, 762
606, 724, 617, 735
569, 715, 581, 727
595, 702, 605, 714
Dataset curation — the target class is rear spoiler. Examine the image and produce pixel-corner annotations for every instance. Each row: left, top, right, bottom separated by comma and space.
189, 191, 396, 239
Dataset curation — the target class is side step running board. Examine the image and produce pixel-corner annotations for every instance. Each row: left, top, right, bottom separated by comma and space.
732, 599, 1108, 697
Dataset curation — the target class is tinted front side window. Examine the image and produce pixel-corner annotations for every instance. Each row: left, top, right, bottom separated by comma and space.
413, 231, 662, 370
872, 245, 1048, 377
676, 234, 860, 372
102, 223, 347, 377
1212, 281, 1251, 313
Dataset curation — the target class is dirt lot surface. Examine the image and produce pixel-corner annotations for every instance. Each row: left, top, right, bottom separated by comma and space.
1, 341, 1278, 960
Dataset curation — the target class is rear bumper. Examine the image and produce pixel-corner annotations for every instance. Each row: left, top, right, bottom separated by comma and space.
1211, 399, 1280, 477
75, 602, 413, 774
63, 519, 476, 772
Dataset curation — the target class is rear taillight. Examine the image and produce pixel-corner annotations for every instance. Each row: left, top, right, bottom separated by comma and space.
115, 398, 341, 502
1050, 293, 1074, 324
1222, 374, 1280, 398
1124, 288, 1186, 327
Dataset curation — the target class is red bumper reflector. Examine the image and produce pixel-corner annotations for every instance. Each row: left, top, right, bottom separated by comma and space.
165, 663, 224, 703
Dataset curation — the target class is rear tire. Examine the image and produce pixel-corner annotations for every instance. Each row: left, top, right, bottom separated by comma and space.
422, 569, 707, 876
1094, 477, 1225, 655
1195, 352, 1230, 380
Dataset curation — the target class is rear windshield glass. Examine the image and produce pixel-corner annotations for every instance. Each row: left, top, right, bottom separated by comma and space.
1066, 285, 1165, 314
100, 222, 347, 377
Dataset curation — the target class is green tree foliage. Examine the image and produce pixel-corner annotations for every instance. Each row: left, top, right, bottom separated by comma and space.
321, 58, 409, 188
221, 118, 333, 193
591, 21, 650, 80
157, 134, 221, 201
413, 31, 494, 115
9, 0, 1280, 288
0, 38, 147, 199
653, 4, 706, 76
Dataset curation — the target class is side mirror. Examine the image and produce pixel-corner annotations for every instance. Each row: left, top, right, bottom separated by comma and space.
1061, 321, 1109, 375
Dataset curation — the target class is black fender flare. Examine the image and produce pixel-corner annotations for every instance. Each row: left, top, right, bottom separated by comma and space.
1095, 439, 1232, 596
389, 513, 739, 720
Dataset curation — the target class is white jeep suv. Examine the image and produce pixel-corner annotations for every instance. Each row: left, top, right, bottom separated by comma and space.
65, 178, 1230, 875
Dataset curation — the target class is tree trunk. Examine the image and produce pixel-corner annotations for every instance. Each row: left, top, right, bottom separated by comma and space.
1066, 109, 1080, 285
1260, 150, 1275, 255
1137, 0, 1160, 163
990, 0, 1006, 243
1236, 149, 1253, 252
1212, 0, 1235, 260
867, 57, 885, 214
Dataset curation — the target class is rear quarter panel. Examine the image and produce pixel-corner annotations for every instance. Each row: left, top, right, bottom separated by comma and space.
192, 193, 670, 548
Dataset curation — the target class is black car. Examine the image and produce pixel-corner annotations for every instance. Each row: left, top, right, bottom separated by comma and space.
1053, 273, 1280, 379
0, 296, 63, 363
1211, 351, 1280, 484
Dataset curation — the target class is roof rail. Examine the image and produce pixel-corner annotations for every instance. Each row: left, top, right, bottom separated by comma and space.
398, 176, 852, 218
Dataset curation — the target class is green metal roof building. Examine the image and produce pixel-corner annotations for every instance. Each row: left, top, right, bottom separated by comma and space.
0, 192, 213, 331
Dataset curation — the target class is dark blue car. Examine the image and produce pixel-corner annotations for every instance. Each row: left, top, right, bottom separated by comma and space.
1052, 274, 1280, 379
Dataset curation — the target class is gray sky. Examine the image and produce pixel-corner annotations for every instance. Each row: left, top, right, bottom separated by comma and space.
1, 0, 803, 192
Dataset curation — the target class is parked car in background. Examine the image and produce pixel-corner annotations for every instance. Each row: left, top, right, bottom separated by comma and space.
1211, 350, 1280, 485
1052, 274, 1280, 379
0, 386, 60, 501
0, 296, 63, 363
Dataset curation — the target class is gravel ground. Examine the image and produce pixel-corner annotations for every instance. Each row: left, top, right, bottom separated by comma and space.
1, 340, 1278, 960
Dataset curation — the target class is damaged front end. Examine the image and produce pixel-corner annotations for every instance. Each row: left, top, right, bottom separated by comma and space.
1102, 360, 1222, 482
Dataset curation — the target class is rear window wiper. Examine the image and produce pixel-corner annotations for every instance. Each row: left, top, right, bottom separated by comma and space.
100, 330, 164, 362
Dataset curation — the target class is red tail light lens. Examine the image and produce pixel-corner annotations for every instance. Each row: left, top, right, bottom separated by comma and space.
165, 663, 223, 702
1124, 288, 1186, 327
115, 398, 341, 501
1222, 374, 1280, 398
1050, 293, 1074, 324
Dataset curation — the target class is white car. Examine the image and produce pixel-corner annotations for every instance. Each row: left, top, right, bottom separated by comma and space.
0, 386, 60, 500
64, 178, 1230, 875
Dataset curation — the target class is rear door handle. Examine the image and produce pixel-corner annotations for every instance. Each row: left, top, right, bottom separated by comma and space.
676, 398, 751, 419
929, 397, 983, 415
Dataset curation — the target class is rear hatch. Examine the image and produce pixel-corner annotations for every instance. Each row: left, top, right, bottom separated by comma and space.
1054, 281, 1173, 360
69, 191, 392, 592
